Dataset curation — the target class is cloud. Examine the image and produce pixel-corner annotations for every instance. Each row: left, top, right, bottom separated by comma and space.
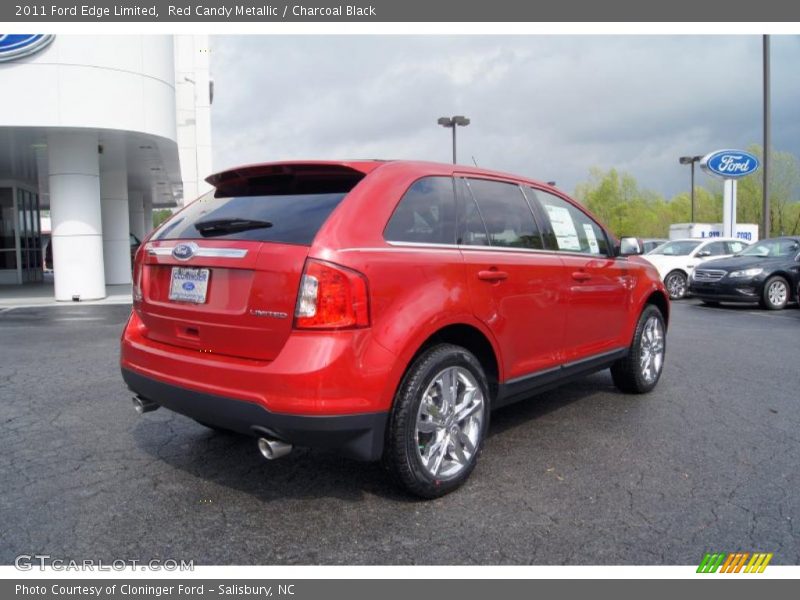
211, 35, 800, 199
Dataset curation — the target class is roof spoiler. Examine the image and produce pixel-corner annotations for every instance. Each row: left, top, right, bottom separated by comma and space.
205, 162, 375, 197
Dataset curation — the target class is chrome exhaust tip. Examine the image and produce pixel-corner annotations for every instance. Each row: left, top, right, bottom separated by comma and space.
257, 437, 293, 460
132, 396, 160, 415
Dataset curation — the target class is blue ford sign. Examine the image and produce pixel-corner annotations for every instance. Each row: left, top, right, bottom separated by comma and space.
701, 149, 760, 179
0, 35, 54, 63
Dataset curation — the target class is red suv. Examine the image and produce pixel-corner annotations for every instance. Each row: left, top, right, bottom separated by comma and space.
121, 161, 668, 497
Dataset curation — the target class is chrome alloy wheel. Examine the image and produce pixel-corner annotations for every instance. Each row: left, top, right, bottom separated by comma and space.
639, 315, 665, 385
665, 272, 687, 299
415, 366, 485, 480
767, 279, 788, 307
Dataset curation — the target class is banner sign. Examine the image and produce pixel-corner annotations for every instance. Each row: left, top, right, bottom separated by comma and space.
4, 0, 800, 22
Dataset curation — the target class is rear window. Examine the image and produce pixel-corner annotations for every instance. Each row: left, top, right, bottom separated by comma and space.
152, 190, 347, 245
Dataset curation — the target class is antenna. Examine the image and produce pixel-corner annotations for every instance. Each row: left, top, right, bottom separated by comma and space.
471, 156, 478, 167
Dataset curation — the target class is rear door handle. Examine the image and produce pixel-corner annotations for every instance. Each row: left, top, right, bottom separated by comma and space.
571, 271, 592, 282
477, 270, 508, 282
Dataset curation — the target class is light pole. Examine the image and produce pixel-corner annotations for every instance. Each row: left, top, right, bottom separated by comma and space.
437, 115, 470, 164
679, 155, 702, 223
763, 34, 771, 239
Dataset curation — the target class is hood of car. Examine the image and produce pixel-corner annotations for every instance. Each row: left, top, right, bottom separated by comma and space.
642, 254, 694, 275
697, 255, 783, 271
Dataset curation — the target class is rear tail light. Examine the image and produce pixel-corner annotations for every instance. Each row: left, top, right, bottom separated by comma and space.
294, 259, 370, 329
132, 248, 143, 304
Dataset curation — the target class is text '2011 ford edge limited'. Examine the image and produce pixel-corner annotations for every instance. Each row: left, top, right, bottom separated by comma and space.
121, 160, 669, 498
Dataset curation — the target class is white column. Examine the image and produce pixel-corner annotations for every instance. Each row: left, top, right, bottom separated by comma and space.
143, 191, 154, 234
722, 178, 737, 238
128, 190, 146, 242
48, 130, 106, 301
100, 141, 131, 285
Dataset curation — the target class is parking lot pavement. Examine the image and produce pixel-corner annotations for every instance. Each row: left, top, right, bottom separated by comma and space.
1, 301, 798, 565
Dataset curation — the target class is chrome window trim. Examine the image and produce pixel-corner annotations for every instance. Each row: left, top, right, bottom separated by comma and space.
385, 240, 572, 257
146, 246, 249, 259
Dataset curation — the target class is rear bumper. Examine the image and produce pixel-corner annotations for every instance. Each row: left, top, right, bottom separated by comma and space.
122, 367, 388, 461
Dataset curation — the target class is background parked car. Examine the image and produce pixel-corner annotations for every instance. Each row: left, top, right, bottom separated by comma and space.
640, 238, 668, 254
689, 237, 800, 310
643, 237, 749, 300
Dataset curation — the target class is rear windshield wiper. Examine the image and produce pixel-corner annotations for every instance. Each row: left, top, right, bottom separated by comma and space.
194, 218, 273, 237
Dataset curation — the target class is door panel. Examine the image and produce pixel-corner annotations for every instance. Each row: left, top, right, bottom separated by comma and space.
525, 186, 632, 362
457, 177, 566, 380
461, 247, 567, 379
558, 254, 633, 360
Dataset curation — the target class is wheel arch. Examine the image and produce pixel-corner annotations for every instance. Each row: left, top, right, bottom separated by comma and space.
644, 289, 670, 328
764, 271, 795, 301
390, 322, 502, 406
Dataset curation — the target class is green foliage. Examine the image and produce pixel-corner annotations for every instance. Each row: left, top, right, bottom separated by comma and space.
574, 145, 800, 238
152, 209, 173, 229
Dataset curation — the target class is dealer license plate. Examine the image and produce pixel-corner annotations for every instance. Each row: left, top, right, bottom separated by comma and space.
169, 267, 210, 303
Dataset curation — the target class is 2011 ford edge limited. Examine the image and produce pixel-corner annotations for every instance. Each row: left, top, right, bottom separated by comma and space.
121, 160, 669, 498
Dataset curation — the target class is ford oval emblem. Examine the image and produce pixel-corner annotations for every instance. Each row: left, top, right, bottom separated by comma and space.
0, 35, 55, 63
182, 282, 196, 291
172, 242, 199, 261
701, 149, 760, 179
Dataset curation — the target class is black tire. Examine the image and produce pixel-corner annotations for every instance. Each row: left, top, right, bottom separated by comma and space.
385, 344, 490, 499
701, 300, 721, 307
664, 270, 688, 300
611, 305, 666, 394
760, 275, 789, 310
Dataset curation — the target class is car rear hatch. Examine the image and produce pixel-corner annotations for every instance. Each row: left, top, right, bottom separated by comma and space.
135, 162, 375, 361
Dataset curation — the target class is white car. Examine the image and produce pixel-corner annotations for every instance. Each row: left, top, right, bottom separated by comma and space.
643, 237, 750, 300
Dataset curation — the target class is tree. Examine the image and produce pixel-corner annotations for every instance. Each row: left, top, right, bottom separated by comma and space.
733, 144, 800, 236
152, 209, 173, 228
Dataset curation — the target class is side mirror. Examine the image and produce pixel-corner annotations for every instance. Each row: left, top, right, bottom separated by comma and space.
696, 250, 711, 258
618, 236, 642, 256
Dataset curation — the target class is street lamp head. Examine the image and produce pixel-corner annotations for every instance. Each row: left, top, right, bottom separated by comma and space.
438, 116, 470, 128
679, 155, 703, 164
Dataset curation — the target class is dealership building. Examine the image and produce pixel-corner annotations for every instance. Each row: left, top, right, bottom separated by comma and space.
0, 34, 212, 300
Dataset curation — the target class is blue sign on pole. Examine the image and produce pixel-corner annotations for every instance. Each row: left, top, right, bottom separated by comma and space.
0, 34, 54, 63
700, 149, 760, 179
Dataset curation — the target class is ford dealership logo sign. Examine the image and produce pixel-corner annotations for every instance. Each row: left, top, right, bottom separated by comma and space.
172, 242, 199, 261
701, 149, 760, 179
0, 35, 54, 63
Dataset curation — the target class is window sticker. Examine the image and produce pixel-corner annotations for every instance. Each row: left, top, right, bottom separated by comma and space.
582, 223, 600, 254
545, 204, 581, 251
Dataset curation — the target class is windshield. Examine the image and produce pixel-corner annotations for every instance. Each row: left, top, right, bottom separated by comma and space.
739, 239, 800, 258
648, 240, 701, 256
152, 190, 348, 245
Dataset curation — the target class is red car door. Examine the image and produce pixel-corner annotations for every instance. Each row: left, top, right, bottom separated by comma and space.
528, 187, 632, 363
457, 177, 567, 382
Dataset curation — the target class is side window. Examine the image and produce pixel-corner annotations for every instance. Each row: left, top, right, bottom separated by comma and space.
703, 241, 728, 256
727, 241, 747, 254
529, 188, 609, 256
460, 184, 490, 246
462, 178, 544, 249
384, 177, 456, 245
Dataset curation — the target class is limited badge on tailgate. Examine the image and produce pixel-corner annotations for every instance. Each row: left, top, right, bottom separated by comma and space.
169, 267, 210, 303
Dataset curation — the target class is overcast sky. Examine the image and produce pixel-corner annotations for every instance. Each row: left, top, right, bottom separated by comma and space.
210, 35, 800, 199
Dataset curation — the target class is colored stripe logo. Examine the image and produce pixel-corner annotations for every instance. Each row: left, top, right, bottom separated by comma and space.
697, 552, 773, 573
